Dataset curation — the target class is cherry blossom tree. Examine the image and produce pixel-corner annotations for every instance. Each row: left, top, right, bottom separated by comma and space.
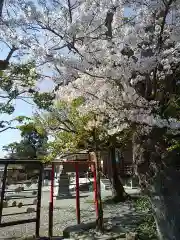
2, 0, 180, 238
35, 97, 129, 202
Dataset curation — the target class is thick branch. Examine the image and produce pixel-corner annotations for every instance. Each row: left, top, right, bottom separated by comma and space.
67, 0, 72, 23
0, 46, 18, 70
105, 7, 116, 38
157, 0, 173, 52
47, 112, 77, 133
6, 46, 18, 61
0, 0, 4, 17
152, 0, 173, 99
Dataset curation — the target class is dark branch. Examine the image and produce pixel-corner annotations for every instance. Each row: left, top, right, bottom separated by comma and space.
0, 0, 4, 17
6, 46, 18, 62
67, 0, 72, 23
0, 126, 16, 133
0, 46, 18, 70
105, 7, 116, 38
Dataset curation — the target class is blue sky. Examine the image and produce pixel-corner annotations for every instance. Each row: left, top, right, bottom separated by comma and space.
0, 79, 54, 157
0, 100, 34, 156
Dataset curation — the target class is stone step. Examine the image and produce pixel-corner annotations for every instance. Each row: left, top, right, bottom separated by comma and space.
100, 178, 112, 190
102, 183, 111, 187
101, 179, 111, 182
101, 180, 111, 183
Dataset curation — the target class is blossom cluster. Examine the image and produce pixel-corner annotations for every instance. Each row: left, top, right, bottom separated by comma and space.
2, 0, 180, 134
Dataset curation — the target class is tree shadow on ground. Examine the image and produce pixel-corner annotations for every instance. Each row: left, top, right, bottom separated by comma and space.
110, 212, 144, 231
4, 236, 64, 240
3, 237, 35, 240
56, 194, 89, 200
70, 182, 93, 192
67, 211, 145, 240
103, 193, 141, 205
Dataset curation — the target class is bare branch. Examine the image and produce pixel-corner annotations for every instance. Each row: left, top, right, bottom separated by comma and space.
18, 97, 34, 106
0, 126, 16, 133
48, 125, 76, 133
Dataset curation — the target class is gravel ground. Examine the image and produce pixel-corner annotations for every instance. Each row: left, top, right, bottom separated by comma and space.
0, 188, 141, 240
0, 190, 96, 240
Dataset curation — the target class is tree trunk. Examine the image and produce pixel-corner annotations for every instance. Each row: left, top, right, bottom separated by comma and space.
110, 146, 128, 202
150, 169, 180, 240
95, 151, 104, 232
133, 128, 180, 240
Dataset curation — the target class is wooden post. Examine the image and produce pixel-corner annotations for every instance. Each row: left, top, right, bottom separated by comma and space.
90, 119, 104, 232
36, 163, 43, 238
0, 163, 8, 224
50, 163, 54, 207
93, 152, 104, 232
92, 162, 98, 217
75, 162, 80, 224
49, 163, 54, 238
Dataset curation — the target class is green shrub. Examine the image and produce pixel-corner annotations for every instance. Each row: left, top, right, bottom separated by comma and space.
134, 196, 157, 240
134, 196, 151, 212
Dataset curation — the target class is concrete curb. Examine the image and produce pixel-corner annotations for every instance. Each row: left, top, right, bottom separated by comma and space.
63, 221, 97, 238
62, 219, 127, 239
63, 218, 114, 238
37, 237, 64, 239
63, 221, 137, 239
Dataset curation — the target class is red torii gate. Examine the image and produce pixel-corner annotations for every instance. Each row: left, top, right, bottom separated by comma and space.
48, 160, 98, 238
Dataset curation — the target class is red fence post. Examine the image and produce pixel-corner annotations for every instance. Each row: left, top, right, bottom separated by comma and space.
51, 163, 54, 205
92, 163, 98, 218
75, 162, 80, 224
49, 163, 54, 238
